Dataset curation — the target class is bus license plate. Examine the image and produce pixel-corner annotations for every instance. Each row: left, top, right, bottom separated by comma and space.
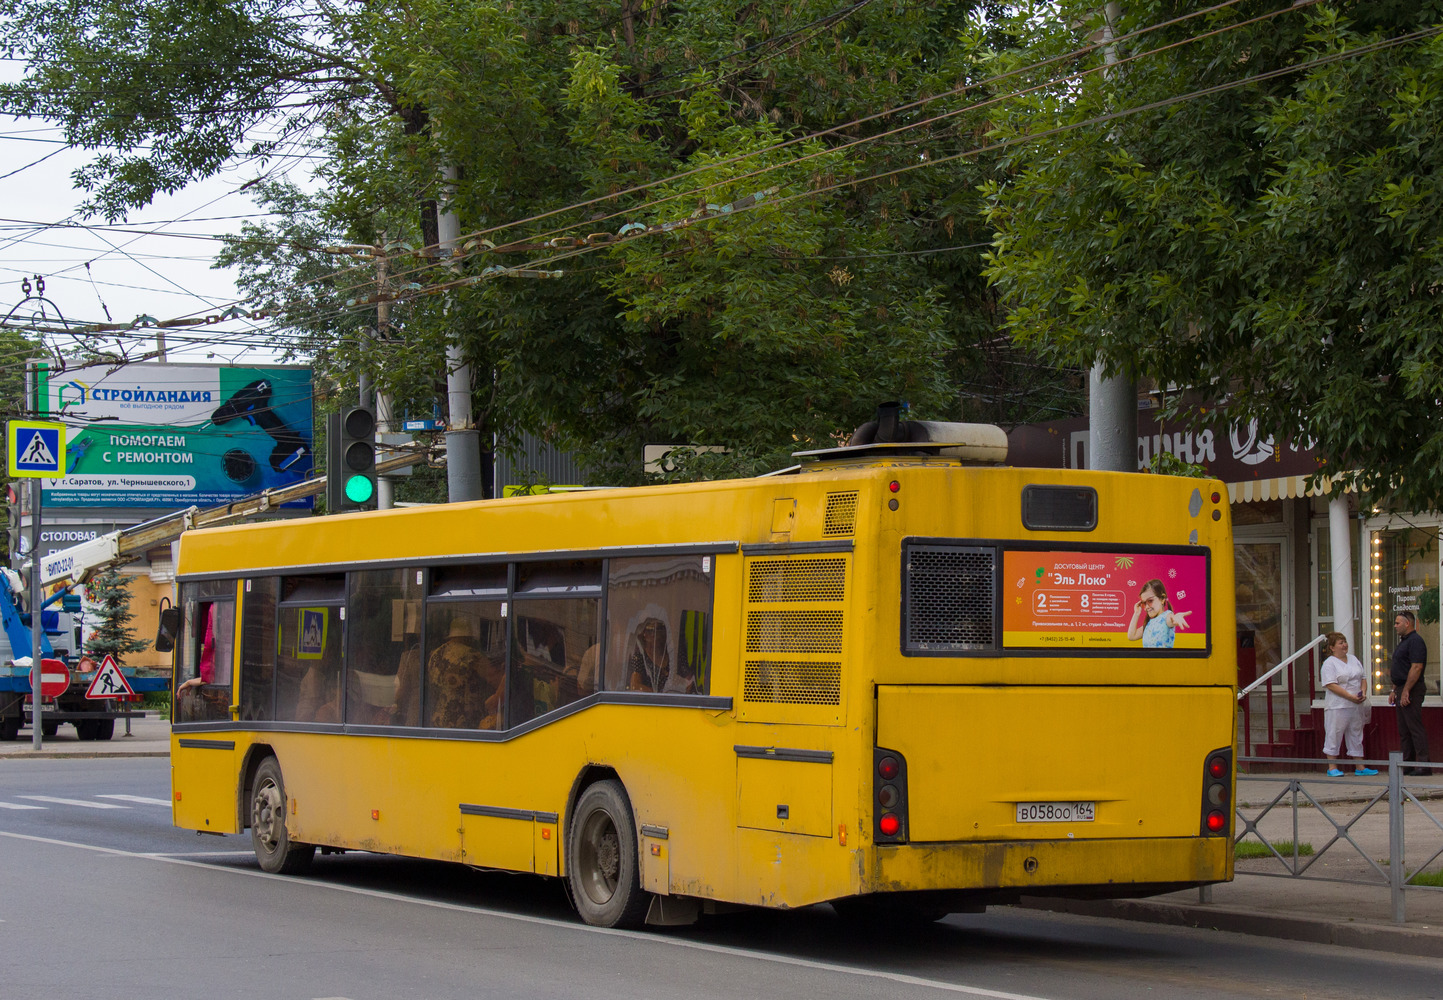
1016, 801, 1095, 823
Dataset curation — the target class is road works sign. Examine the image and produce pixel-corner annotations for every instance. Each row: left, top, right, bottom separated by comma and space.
85, 655, 136, 699
30, 658, 70, 698
7, 419, 66, 478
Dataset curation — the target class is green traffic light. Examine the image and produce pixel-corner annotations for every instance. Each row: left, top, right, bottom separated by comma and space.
345, 475, 374, 504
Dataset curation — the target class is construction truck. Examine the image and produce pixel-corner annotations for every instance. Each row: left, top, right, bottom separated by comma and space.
0, 568, 166, 741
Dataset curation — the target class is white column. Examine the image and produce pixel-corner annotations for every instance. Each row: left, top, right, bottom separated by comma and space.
1328, 495, 1354, 645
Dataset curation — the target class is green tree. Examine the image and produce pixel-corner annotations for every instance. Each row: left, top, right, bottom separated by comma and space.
85, 567, 150, 665
5, 1, 1076, 483
983, 1, 1443, 511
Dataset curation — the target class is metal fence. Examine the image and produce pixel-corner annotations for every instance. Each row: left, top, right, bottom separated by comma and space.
1234, 752, 1443, 923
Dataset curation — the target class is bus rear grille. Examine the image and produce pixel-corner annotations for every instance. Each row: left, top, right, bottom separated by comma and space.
747, 558, 846, 602
745, 610, 844, 653
905, 544, 996, 651
743, 661, 842, 705
822, 492, 859, 536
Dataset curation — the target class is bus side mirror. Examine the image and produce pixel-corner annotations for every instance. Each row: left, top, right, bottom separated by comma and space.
155, 598, 182, 653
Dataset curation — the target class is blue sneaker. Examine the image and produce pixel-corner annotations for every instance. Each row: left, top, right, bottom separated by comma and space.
1327, 768, 1344, 777
1354, 767, 1379, 776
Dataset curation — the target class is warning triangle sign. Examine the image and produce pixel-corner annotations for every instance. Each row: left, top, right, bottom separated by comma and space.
85, 654, 136, 699
20, 431, 56, 467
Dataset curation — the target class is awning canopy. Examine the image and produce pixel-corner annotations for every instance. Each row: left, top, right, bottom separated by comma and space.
1228, 475, 1354, 504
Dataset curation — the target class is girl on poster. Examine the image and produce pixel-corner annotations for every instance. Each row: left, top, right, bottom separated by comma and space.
1126, 579, 1191, 648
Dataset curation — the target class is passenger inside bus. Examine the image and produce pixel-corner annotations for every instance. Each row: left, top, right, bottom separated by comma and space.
426, 612, 499, 729
627, 617, 670, 692
295, 636, 342, 723
390, 631, 422, 727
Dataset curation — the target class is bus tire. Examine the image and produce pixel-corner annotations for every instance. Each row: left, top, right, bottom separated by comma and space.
250, 758, 315, 875
568, 779, 650, 928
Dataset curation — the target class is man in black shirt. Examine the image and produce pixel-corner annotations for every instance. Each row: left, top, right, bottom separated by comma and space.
1389, 611, 1430, 775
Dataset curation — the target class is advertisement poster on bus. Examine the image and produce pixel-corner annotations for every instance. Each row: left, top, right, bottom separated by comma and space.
1002, 549, 1209, 651
38, 363, 314, 509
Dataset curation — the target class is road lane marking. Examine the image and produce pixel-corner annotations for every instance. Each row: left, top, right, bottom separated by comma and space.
143, 851, 257, 858
97, 794, 172, 806
0, 802, 46, 810
17, 795, 126, 809
0, 829, 1056, 1000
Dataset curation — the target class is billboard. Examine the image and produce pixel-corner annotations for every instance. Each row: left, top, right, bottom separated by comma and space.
1002, 548, 1210, 652
39, 363, 314, 508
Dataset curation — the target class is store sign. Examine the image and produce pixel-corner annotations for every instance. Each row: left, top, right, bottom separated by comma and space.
38, 363, 314, 508
1007, 410, 1320, 482
1001, 549, 1210, 651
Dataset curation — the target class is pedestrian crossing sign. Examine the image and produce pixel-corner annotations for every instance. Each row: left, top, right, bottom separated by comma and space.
7, 419, 66, 478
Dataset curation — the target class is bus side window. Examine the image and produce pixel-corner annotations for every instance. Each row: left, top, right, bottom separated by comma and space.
239, 577, 278, 721
605, 556, 714, 695
511, 601, 599, 722
274, 575, 345, 724
173, 580, 236, 724
345, 568, 423, 727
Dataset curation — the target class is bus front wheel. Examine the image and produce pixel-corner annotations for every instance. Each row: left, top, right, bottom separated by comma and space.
250, 758, 315, 875
568, 779, 650, 928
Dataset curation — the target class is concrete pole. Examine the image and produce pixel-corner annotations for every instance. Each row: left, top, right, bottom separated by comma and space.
375, 235, 395, 511
1328, 495, 1354, 646
1088, 2, 1137, 474
439, 165, 483, 502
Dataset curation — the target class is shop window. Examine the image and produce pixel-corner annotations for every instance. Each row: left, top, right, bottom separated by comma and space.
1369, 527, 1440, 697
605, 556, 713, 694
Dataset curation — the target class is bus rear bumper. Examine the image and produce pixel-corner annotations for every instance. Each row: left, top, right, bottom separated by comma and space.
869, 835, 1231, 898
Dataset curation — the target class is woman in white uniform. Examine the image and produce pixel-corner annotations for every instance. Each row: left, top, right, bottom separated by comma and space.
1320, 631, 1376, 776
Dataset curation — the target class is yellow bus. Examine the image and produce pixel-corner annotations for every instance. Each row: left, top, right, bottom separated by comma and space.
168, 422, 1236, 927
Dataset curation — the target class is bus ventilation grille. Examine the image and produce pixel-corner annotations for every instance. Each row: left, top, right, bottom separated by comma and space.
745, 610, 844, 654
743, 661, 842, 705
822, 492, 859, 536
747, 558, 846, 602
905, 544, 996, 651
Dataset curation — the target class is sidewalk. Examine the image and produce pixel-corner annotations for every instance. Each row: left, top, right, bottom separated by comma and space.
6, 729, 1443, 956
1021, 768, 1443, 958
0, 712, 171, 758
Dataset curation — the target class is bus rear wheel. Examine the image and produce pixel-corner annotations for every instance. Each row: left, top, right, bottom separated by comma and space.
568, 779, 650, 928
250, 758, 315, 875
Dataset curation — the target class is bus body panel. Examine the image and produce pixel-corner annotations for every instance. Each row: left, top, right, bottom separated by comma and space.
876, 684, 1235, 841
870, 835, 1231, 894
171, 743, 240, 834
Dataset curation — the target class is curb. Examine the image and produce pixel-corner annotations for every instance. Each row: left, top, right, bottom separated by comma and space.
1016, 896, 1443, 958
0, 751, 170, 761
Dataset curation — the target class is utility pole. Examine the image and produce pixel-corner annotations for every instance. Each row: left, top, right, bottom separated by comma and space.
439, 165, 484, 502
26, 361, 44, 750
1088, 1, 1137, 474
375, 235, 395, 510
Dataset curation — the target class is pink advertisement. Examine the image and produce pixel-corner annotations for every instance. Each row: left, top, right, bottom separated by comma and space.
1002, 550, 1209, 651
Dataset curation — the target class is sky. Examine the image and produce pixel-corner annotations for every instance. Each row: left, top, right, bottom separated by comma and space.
0, 92, 303, 368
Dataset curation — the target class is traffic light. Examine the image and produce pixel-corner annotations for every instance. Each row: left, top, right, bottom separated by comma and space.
326, 406, 377, 512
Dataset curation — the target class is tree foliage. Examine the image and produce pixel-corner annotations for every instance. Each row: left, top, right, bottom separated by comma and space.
85, 566, 149, 664
984, 1, 1443, 511
3, 0, 1082, 485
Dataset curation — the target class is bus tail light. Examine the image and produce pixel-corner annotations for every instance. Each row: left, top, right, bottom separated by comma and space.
874, 747, 910, 844
1200, 748, 1233, 836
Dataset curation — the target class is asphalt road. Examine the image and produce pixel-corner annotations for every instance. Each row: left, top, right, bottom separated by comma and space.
1, 758, 1440, 1000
